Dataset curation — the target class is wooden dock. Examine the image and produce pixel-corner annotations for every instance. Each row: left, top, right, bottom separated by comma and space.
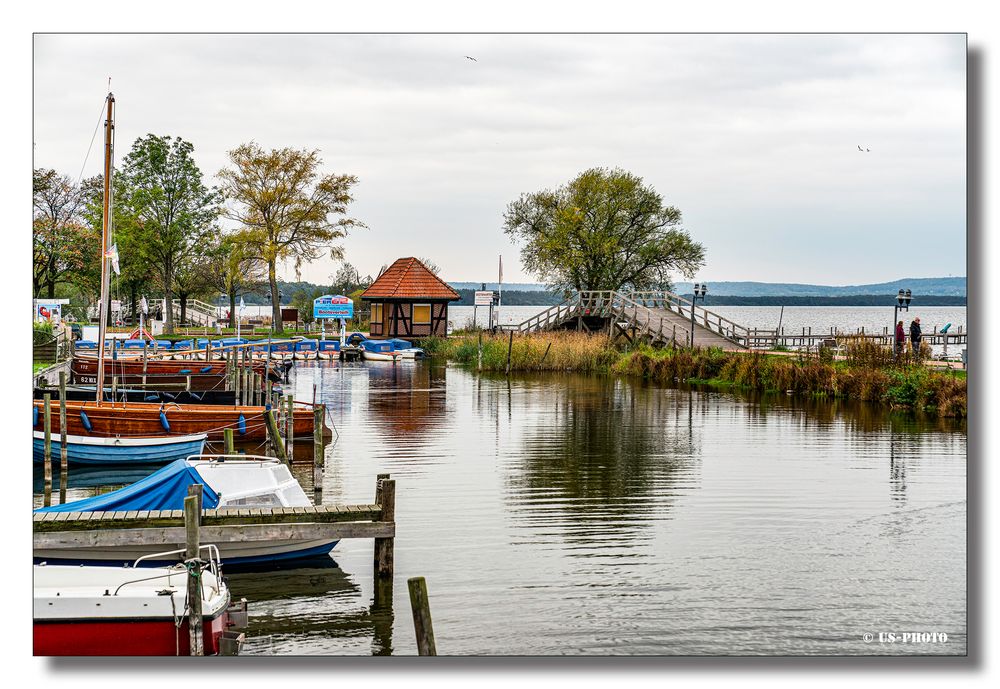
33, 476, 397, 578
507, 290, 967, 352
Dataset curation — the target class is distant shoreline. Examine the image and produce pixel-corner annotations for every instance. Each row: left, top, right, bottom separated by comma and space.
452, 291, 967, 307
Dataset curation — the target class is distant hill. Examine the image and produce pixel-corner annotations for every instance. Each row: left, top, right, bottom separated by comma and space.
673, 277, 966, 298
449, 282, 550, 292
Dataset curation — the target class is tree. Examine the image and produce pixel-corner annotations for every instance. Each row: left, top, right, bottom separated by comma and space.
33, 169, 93, 298
503, 167, 705, 294
116, 135, 220, 333
331, 261, 362, 294
217, 142, 364, 333
205, 234, 266, 327
418, 257, 442, 275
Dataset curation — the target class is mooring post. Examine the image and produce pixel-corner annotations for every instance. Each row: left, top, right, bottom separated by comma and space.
313, 404, 325, 497
374, 477, 396, 578
285, 394, 295, 454
223, 428, 235, 455
408, 576, 437, 656
265, 409, 288, 462
505, 330, 514, 376
477, 331, 483, 371
42, 393, 52, 506
184, 488, 204, 657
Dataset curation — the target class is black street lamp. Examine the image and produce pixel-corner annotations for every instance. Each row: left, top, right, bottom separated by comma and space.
690, 282, 708, 347
893, 288, 912, 352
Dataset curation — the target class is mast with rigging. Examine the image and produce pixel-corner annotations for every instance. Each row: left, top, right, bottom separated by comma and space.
94, 92, 115, 403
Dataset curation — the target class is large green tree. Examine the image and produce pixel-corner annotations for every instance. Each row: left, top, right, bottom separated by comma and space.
503, 167, 705, 294
205, 234, 266, 327
32, 169, 94, 298
116, 134, 220, 333
217, 143, 364, 333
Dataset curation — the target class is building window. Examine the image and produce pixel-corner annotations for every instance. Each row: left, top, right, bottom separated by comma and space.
413, 304, 431, 325
371, 303, 383, 325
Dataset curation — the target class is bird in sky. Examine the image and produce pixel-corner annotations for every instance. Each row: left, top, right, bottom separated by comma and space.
866, 148, 871, 152
858, 145, 863, 151
465, 55, 477, 62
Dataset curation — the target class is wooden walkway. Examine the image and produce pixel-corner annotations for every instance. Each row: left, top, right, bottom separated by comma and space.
506, 290, 968, 352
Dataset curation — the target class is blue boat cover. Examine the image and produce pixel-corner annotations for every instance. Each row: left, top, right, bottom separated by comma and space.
388, 338, 413, 350
75, 340, 97, 349
361, 339, 392, 352
35, 459, 220, 512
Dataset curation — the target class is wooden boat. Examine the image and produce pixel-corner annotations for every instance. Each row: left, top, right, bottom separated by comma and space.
35, 385, 239, 405
35, 456, 339, 566
34, 550, 246, 655
32, 431, 207, 465
32, 399, 326, 441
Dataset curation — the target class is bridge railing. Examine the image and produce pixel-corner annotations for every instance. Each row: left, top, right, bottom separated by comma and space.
580, 291, 692, 346
627, 290, 750, 347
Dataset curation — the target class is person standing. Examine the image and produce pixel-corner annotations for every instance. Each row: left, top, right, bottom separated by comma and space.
895, 320, 905, 358
909, 317, 922, 359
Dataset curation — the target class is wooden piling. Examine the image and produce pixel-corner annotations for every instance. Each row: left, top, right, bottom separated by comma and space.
184, 488, 204, 657
223, 428, 235, 454
374, 477, 395, 578
58, 372, 68, 504
505, 330, 514, 375
313, 405, 325, 497
265, 409, 288, 462
43, 393, 52, 507
407, 577, 437, 656
285, 394, 295, 453
477, 331, 483, 371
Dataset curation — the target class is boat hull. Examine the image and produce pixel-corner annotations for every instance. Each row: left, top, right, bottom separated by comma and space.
34, 538, 340, 568
362, 351, 400, 362
32, 432, 207, 466
34, 613, 230, 656
32, 400, 323, 441
35, 386, 238, 405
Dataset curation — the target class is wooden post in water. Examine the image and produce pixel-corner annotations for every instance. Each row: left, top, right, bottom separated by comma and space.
58, 372, 68, 504
223, 428, 235, 454
313, 404, 325, 498
477, 331, 483, 371
265, 409, 287, 462
42, 393, 52, 507
505, 331, 514, 376
407, 576, 437, 656
284, 394, 295, 455
184, 487, 204, 657
374, 477, 396, 578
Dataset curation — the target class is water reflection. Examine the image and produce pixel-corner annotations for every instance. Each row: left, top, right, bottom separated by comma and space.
496, 374, 702, 553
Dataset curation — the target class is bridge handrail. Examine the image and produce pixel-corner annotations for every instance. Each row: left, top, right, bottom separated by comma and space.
579, 291, 692, 345
626, 290, 750, 346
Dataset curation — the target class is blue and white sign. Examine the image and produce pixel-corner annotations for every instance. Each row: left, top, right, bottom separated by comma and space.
313, 294, 354, 320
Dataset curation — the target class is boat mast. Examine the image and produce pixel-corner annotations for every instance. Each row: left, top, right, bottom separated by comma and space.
95, 92, 115, 403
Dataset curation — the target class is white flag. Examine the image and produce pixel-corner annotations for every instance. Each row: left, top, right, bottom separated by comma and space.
239, 296, 246, 313
107, 243, 120, 275
140, 296, 149, 314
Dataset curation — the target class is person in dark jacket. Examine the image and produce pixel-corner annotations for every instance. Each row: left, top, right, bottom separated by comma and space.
909, 317, 922, 358
895, 320, 905, 358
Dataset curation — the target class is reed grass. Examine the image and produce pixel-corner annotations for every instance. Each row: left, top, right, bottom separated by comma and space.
428, 331, 966, 418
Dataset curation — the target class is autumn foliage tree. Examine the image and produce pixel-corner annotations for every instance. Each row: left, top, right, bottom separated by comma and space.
217, 143, 364, 333
32, 169, 95, 298
503, 167, 705, 295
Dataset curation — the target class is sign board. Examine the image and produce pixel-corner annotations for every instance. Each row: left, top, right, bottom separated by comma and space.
35, 302, 62, 324
313, 294, 354, 320
281, 308, 299, 323
111, 300, 123, 313
474, 290, 494, 306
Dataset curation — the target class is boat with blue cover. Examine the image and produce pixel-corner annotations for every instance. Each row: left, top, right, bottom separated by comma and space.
387, 338, 426, 359
34, 455, 339, 566
360, 339, 401, 361
32, 431, 207, 466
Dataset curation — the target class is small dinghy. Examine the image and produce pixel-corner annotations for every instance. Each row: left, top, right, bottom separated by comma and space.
361, 339, 401, 362
34, 455, 338, 566
387, 338, 425, 359
33, 547, 247, 656
32, 431, 207, 466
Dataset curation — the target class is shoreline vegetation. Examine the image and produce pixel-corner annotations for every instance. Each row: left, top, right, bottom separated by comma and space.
422, 332, 967, 418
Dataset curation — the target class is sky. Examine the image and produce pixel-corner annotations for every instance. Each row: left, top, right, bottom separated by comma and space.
32, 33, 967, 287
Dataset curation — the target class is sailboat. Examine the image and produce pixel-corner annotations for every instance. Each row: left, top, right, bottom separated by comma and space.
39, 92, 326, 442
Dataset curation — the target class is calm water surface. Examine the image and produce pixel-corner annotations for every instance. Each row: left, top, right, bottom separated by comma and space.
34, 360, 967, 656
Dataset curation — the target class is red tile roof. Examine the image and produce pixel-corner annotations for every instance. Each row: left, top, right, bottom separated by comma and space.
360, 257, 460, 301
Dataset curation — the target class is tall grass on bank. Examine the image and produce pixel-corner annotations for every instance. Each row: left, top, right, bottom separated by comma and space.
425, 331, 966, 418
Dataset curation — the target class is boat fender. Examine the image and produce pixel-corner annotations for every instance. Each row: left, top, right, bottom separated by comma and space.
80, 410, 93, 432
33, 406, 38, 427
200, 366, 213, 373
159, 410, 170, 432
191, 392, 203, 401
145, 395, 159, 402
265, 403, 272, 412
238, 413, 247, 436
179, 369, 192, 374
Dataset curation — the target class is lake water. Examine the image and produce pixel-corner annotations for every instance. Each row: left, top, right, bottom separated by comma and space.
35, 360, 966, 655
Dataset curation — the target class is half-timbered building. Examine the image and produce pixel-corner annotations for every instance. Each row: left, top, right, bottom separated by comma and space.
360, 257, 460, 339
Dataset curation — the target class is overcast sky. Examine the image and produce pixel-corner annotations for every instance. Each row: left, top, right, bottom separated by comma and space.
33, 33, 966, 287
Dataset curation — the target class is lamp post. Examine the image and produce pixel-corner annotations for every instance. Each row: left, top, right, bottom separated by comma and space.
690, 282, 708, 347
892, 288, 912, 353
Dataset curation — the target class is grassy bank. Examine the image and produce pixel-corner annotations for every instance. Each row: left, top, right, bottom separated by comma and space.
423, 332, 967, 418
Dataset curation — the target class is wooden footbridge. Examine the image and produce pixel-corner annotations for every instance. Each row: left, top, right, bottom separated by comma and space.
502, 290, 968, 352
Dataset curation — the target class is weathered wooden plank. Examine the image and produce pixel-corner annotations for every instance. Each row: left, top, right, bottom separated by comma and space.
33, 505, 383, 531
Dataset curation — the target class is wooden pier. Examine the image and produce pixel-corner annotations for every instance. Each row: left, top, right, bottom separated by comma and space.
33, 475, 397, 579
507, 290, 967, 352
